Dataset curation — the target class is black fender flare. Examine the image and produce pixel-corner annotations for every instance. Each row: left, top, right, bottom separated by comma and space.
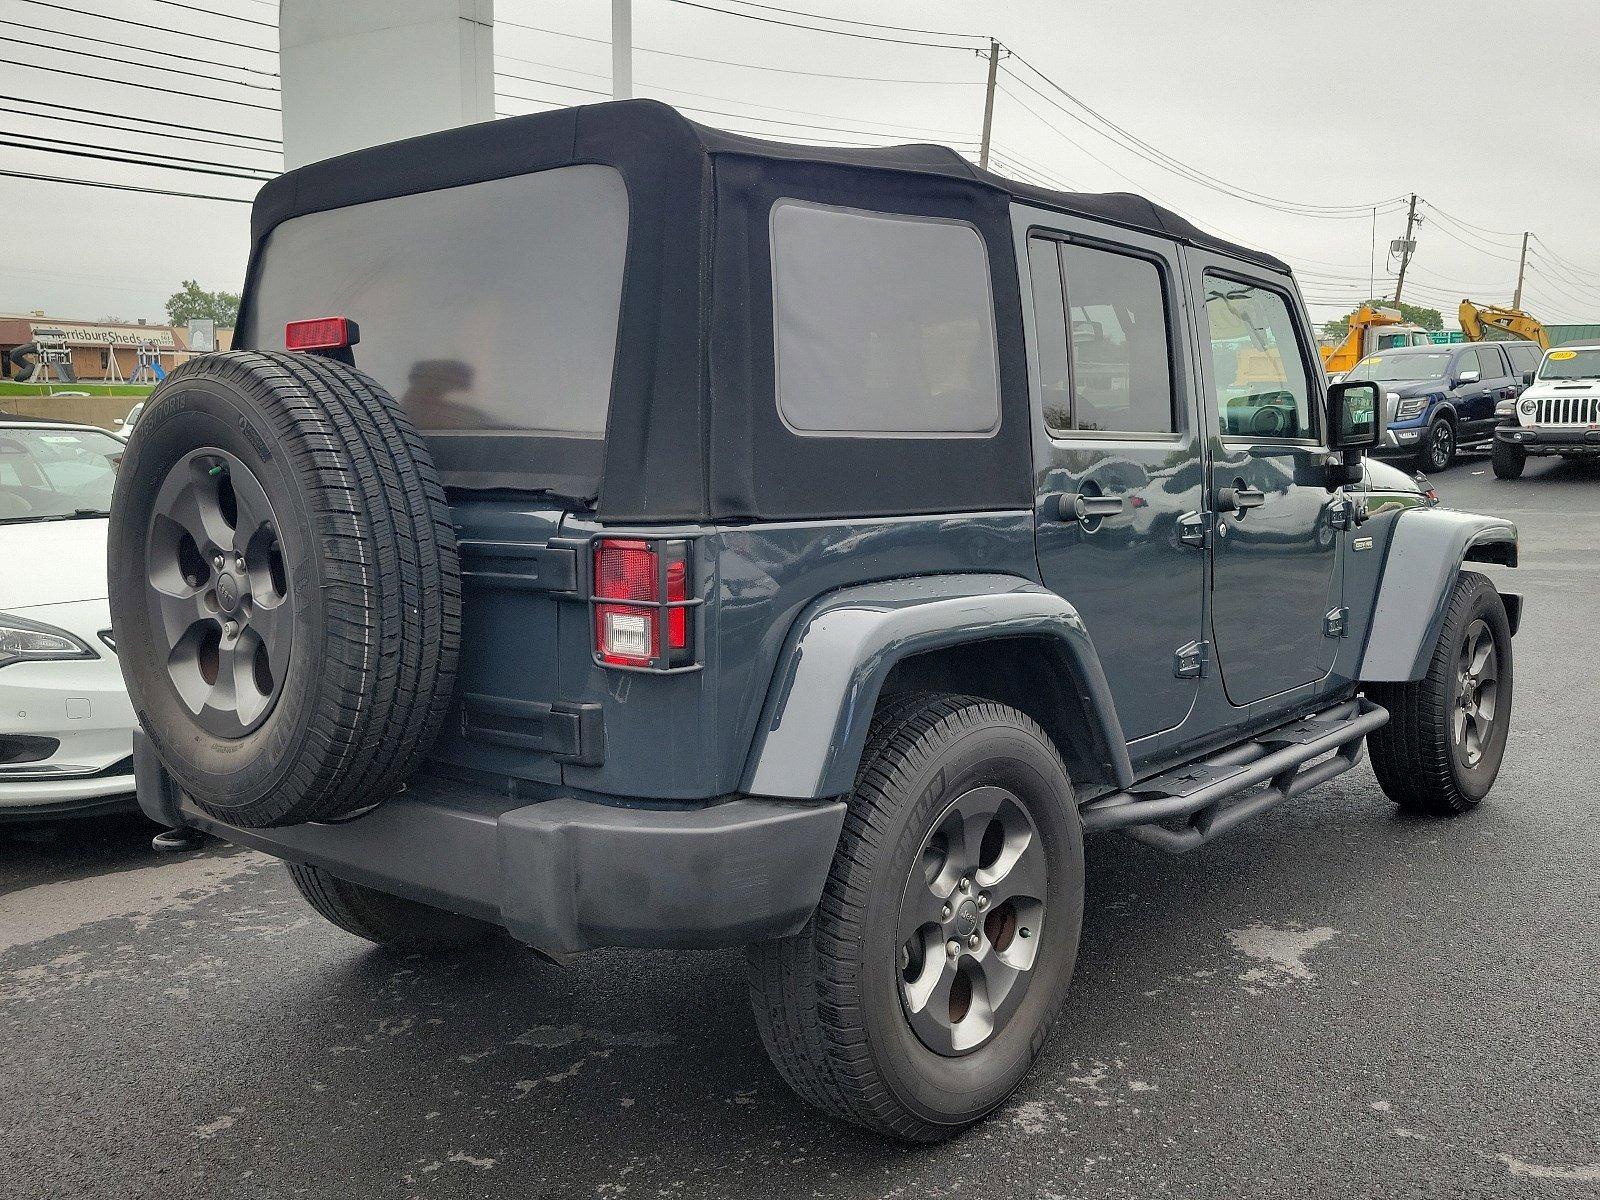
739, 573, 1132, 799
1359, 509, 1519, 683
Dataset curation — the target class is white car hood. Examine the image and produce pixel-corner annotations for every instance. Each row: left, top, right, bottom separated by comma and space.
1524, 381, 1600, 400
0, 518, 109, 610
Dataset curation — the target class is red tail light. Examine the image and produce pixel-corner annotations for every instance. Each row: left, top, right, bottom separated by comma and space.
593, 538, 695, 669
285, 316, 358, 351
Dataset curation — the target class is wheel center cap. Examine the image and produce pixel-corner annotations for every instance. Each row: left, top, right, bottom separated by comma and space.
953, 898, 980, 937
216, 572, 241, 613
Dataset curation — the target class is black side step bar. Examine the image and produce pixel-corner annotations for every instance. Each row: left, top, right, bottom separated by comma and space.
1081, 697, 1389, 854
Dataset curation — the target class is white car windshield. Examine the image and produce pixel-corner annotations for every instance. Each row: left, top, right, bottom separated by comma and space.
0, 426, 123, 523
1539, 347, 1600, 381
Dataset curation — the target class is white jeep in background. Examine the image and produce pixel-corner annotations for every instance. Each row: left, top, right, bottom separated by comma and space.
1494, 340, 1600, 478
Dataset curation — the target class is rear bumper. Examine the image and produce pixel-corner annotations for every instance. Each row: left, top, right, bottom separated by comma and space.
134, 734, 845, 953
1496, 425, 1600, 454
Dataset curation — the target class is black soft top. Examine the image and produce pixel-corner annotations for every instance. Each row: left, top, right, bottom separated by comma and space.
249, 99, 1286, 273
240, 101, 1293, 522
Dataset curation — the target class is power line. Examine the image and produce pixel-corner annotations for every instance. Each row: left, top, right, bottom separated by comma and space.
6, 60, 281, 112
0, 32, 279, 93
495, 19, 979, 83
0, 135, 273, 182
495, 74, 977, 142
656, 0, 979, 49
691, 0, 985, 42
1001, 60, 1402, 219
13, 0, 277, 56
0, 17, 278, 79
0, 103, 281, 156
1532, 236, 1600, 283
142, 0, 277, 33
2, 129, 276, 177
493, 54, 974, 138
1419, 201, 1523, 244
0, 94, 280, 146
0, 165, 252, 202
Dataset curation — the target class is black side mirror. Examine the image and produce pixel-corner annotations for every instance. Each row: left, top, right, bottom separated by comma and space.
1327, 380, 1383, 451
1522, 370, 1535, 387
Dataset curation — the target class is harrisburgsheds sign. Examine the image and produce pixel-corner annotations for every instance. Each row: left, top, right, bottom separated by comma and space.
30, 322, 178, 349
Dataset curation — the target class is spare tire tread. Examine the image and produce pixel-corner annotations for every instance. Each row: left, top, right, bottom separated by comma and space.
270, 352, 454, 816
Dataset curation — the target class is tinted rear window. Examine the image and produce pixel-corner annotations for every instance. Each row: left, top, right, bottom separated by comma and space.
247, 165, 628, 438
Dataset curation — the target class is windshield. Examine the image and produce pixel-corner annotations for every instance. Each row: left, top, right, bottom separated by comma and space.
1539, 347, 1600, 381
1344, 352, 1452, 384
0, 426, 122, 522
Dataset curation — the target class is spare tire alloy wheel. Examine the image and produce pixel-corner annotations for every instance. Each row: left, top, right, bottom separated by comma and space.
147, 448, 290, 737
898, 786, 1046, 1056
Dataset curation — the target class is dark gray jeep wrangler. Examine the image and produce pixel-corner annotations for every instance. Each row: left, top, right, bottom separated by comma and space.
109, 101, 1520, 1141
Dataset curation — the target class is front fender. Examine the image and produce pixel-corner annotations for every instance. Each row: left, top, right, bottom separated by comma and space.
741, 574, 1131, 799
1359, 509, 1518, 683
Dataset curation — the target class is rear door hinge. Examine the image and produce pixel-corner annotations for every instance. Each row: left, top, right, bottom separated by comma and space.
1175, 639, 1211, 679
1324, 606, 1350, 638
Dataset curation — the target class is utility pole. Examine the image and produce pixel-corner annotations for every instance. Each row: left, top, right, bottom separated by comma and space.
611, 0, 632, 100
977, 39, 1001, 170
1393, 192, 1419, 304
1513, 231, 1530, 310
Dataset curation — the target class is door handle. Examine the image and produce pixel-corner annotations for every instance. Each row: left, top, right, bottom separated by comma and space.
1057, 493, 1125, 523
1216, 485, 1265, 513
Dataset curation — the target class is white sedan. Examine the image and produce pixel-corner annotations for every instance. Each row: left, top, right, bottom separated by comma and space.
0, 418, 138, 819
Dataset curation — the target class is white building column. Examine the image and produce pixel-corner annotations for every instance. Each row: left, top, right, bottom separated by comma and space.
280, 0, 495, 170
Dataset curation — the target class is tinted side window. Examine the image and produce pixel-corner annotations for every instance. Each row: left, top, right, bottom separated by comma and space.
1054, 243, 1176, 434
1027, 238, 1072, 432
1506, 343, 1540, 376
1202, 276, 1314, 440
1477, 346, 1506, 377
770, 200, 1000, 436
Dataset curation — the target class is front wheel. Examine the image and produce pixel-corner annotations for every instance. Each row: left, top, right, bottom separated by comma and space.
1491, 438, 1526, 480
748, 695, 1084, 1142
1418, 417, 1456, 472
1366, 570, 1513, 815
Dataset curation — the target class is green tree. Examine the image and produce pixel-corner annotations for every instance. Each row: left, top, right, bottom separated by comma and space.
164, 280, 241, 329
1323, 299, 1443, 340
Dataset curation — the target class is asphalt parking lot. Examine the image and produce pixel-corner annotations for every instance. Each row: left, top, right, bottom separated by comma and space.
2, 456, 1596, 1200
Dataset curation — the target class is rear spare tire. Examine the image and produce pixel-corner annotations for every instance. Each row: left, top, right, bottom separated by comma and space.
108, 351, 461, 828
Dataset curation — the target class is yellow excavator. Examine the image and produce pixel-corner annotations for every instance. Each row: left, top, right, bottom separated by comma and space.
1319, 304, 1435, 376
1458, 300, 1549, 349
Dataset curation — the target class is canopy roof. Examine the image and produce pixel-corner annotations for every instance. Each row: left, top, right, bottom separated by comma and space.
242, 101, 1292, 521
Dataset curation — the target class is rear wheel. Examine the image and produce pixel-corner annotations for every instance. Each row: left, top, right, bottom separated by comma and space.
1367, 571, 1513, 815
1491, 438, 1526, 480
287, 864, 499, 951
748, 694, 1083, 1142
1419, 416, 1456, 472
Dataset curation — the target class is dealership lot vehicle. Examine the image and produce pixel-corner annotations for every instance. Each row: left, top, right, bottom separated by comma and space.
109, 101, 1520, 1141
114, 401, 145, 438
0, 419, 137, 820
1343, 341, 1537, 471
1493, 340, 1600, 478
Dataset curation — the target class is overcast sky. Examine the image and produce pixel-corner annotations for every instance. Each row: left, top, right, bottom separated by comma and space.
5, 0, 1600, 327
